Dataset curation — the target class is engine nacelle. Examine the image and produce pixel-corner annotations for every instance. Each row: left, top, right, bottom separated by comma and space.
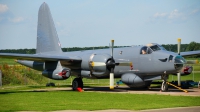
181, 66, 193, 76
172, 66, 193, 76
81, 53, 111, 77
121, 73, 145, 88
42, 67, 71, 80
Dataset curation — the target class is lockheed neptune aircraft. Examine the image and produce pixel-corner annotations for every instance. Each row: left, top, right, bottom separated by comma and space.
0, 3, 200, 92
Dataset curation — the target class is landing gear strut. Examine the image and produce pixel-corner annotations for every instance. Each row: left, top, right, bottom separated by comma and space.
72, 78, 83, 91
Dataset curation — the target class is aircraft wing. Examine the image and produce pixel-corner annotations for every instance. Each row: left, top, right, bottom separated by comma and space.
180, 50, 200, 57
0, 53, 82, 62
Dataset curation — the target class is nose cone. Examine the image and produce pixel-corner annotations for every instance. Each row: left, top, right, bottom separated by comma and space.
174, 55, 186, 71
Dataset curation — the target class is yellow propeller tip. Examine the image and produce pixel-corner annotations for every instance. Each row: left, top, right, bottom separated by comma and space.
177, 38, 181, 42
91, 61, 94, 67
110, 86, 114, 89
111, 40, 114, 42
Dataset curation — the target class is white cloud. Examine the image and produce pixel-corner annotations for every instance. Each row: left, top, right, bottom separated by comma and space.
153, 12, 167, 18
0, 4, 8, 13
9, 17, 24, 23
152, 9, 187, 23
191, 9, 200, 15
56, 21, 61, 26
168, 9, 182, 19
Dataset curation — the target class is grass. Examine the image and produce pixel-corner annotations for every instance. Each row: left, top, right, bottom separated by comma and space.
0, 58, 200, 111
0, 58, 19, 65
0, 88, 200, 111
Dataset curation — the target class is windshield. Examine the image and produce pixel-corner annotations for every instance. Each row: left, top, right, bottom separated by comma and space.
150, 45, 166, 51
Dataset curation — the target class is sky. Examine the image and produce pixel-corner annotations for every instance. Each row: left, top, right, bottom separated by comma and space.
0, 0, 200, 49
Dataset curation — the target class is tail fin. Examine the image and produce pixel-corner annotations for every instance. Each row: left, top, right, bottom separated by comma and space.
36, 2, 62, 54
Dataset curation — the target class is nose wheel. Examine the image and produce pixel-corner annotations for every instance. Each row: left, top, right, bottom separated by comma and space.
72, 78, 83, 91
161, 81, 168, 92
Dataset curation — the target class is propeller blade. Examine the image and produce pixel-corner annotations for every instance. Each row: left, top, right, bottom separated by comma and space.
110, 39, 114, 90
110, 68, 114, 89
177, 72, 181, 86
177, 38, 181, 55
90, 61, 106, 67
111, 40, 114, 58
186, 60, 199, 64
177, 38, 181, 86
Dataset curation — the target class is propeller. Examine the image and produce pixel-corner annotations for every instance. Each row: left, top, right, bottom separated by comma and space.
90, 40, 132, 89
177, 38, 181, 86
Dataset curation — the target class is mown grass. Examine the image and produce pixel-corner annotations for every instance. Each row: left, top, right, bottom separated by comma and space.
0, 89, 200, 111
0, 58, 19, 65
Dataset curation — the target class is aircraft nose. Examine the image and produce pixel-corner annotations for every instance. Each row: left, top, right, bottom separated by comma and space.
174, 55, 186, 71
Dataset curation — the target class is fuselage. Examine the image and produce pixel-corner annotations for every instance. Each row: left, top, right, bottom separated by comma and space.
54, 44, 183, 79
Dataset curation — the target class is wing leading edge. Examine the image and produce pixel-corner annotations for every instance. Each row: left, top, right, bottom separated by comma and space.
0, 53, 82, 62
180, 50, 200, 57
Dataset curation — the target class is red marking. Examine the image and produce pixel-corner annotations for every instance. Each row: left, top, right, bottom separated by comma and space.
59, 70, 68, 79
182, 66, 192, 75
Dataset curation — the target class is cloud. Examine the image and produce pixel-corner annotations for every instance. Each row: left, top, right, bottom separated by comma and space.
153, 12, 167, 18
191, 9, 200, 14
56, 21, 61, 26
0, 4, 8, 13
153, 9, 182, 19
168, 9, 182, 19
9, 17, 24, 23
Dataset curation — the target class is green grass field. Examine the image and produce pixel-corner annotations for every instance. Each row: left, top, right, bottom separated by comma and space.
0, 58, 200, 111
0, 88, 200, 111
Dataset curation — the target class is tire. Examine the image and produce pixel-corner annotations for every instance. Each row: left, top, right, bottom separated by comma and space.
72, 78, 83, 91
161, 81, 168, 92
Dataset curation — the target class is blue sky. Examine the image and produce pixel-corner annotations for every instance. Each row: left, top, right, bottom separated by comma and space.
0, 0, 200, 49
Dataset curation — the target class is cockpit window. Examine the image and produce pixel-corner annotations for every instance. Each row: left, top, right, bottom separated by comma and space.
140, 47, 152, 54
150, 45, 166, 51
140, 46, 147, 54
150, 45, 160, 51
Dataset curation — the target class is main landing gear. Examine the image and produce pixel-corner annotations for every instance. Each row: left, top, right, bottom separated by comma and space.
72, 78, 83, 91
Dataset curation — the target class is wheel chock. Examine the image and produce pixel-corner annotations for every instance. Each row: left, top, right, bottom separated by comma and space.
77, 87, 83, 92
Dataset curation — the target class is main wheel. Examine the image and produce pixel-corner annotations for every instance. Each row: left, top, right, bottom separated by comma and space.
161, 81, 168, 92
72, 78, 83, 91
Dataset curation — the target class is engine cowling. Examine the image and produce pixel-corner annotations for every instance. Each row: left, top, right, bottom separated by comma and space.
121, 73, 146, 88
42, 67, 71, 80
81, 53, 111, 77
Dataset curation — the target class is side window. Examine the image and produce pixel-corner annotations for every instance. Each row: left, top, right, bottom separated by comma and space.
140, 47, 147, 54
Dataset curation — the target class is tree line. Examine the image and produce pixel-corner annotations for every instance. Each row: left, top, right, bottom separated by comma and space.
0, 41, 199, 57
